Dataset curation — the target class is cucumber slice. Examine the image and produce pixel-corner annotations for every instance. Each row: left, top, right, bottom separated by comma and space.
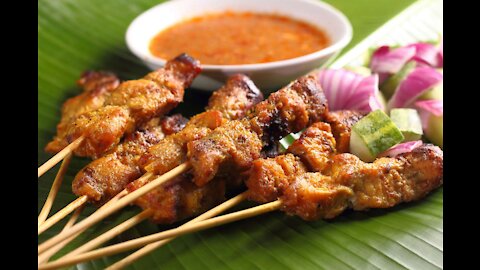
344, 65, 372, 76
418, 81, 443, 101
350, 110, 405, 162
390, 108, 423, 141
380, 61, 416, 99
426, 114, 443, 148
279, 131, 303, 152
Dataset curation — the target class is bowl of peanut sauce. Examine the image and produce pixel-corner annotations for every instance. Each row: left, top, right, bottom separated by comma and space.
126, 0, 352, 91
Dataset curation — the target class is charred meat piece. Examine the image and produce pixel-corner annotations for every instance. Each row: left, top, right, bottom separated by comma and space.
324, 110, 365, 153
54, 54, 201, 158
207, 74, 263, 120
188, 75, 329, 187
45, 71, 120, 153
130, 75, 264, 223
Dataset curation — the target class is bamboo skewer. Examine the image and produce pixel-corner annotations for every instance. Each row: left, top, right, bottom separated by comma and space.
38, 196, 89, 235
106, 192, 248, 270
62, 209, 153, 259
38, 137, 84, 178
39, 199, 281, 270
39, 163, 190, 254
38, 153, 73, 226
38, 190, 127, 264
38, 205, 85, 264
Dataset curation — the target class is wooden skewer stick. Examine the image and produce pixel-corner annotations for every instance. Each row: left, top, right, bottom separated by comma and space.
38, 136, 84, 178
38, 199, 281, 270
38, 163, 190, 254
38, 190, 129, 264
38, 154, 73, 226
106, 192, 248, 270
38, 205, 85, 264
38, 196, 89, 235
61, 209, 153, 259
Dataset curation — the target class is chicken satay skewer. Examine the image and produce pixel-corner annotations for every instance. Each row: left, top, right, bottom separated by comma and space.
38, 71, 121, 178
40, 142, 443, 269
38, 74, 325, 254
39, 114, 188, 234
38, 54, 201, 177
38, 74, 263, 253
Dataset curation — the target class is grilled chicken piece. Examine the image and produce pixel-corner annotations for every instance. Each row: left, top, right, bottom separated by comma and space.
54, 54, 201, 158
73, 74, 262, 205
288, 122, 336, 172
139, 74, 264, 176
131, 173, 226, 223
188, 75, 329, 187
45, 71, 120, 153
281, 144, 443, 220
72, 115, 187, 204
207, 74, 263, 120
324, 110, 365, 153
129, 75, 263, 223
246, 122, 335, 203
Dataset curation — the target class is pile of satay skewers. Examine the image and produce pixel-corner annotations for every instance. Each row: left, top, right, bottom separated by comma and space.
37, 53, 443, 270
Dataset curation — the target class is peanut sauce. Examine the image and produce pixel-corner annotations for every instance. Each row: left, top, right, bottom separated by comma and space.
149, 11, 330, 65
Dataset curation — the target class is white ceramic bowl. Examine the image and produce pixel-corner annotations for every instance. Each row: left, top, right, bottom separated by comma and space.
126, 0, 352, 92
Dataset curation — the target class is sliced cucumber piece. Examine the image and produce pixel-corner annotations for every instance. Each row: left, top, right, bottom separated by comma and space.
350, 110, 405, 162
344, 65, 372, 76
390, 108, 423, 141
426, 114, 443, 148
418, 81, 443, 101
279, 131, 303, 152
380, 61, 416, 99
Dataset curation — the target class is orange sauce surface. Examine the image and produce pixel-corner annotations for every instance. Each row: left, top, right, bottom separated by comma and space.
149, 11, 330, 65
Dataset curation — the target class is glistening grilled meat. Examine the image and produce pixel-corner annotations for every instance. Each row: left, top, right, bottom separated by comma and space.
54, 54, 201, 158
45, 71, 120, 153
73, 74, 262, 205
246, 122, 443, 221
187, 75, 329, 187
280, 144, 443, 220
126, 75, 264, 223
324, 110, 365, 153
72, 115, 187, 204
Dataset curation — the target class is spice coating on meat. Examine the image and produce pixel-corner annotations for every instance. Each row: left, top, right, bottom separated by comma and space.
45, 71, 120, 153
324, 110, 365, 153
206, 74, 263, 120
288, 122, 336, 172
57, 54, 201, 158
188, 75, 329, 187
246, 154, 307, 203
139, 111, 225, 175
248, 143, 443, 221
73, 74, 262, 205
72, 116, 183, 204
130, 74, 264, 223
131, 174, 226, 224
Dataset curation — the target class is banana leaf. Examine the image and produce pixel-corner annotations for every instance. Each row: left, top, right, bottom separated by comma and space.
38, 0, 442, 269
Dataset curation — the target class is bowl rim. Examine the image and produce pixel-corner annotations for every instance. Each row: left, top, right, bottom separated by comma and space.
126, 0, 353, 71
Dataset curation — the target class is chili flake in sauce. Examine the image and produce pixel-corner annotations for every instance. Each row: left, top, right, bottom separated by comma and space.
149, 11, 330, 65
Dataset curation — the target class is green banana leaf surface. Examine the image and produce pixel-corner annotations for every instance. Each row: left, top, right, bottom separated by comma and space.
38, 0, 442, 269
